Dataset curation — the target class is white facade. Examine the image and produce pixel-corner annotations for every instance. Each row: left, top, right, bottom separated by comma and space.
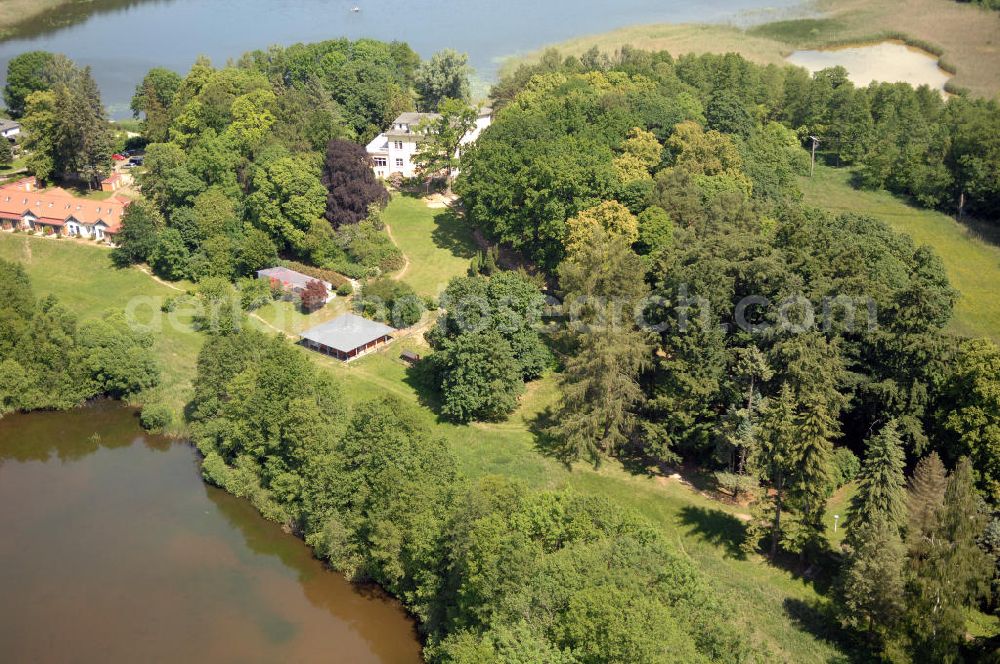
366, 108, 492, 179
0, 120, 20, 140
63, 218, 112, 240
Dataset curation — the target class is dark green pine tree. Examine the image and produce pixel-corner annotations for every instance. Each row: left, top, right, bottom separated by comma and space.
743, 384, 798, 558
547, 323, 650, 464
836, 514, 905, 644
548, 231, 652, 466
847, 419, 908, 538
790, 399, 836, 549
836, 420, 908, 649
906, 451, 948, 547
904, 453, 991, 661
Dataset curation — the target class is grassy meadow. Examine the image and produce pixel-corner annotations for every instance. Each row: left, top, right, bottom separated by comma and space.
383, 195, 479, 299
0, 233, 202, 431
5, 177, 997, 658
800, 165, 1000, 342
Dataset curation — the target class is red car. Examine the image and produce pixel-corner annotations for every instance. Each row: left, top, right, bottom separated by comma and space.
112, 153, 126, 161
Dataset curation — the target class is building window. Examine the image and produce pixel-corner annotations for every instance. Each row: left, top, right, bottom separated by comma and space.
395, 158, 404, 167
374, 157, 387, 167
393, 141, 403, 150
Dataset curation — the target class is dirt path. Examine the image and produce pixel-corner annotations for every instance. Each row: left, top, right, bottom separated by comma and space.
137, 266, 184, 292
384, 222, 411, 282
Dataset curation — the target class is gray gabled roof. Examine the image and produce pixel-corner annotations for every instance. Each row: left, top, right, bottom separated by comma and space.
300, 313, 395, 352
0, 119, 20, 132
393, 111, 440, 126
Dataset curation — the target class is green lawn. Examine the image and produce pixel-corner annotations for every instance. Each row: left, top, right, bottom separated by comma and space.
322, 345, 847, 660
383, 195, 478, 298
0, 206, 851, 661
800, 165, 1000, 341
0, 233, 202, 433
252, 295, 350, 337
825, 482, 858, 549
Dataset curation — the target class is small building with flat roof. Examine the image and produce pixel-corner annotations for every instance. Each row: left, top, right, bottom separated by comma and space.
300, 313, 395, 361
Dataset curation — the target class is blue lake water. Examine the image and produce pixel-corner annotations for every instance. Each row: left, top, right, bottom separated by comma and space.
0, 0, 806, 116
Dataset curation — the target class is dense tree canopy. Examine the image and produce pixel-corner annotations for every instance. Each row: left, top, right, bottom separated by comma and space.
18, 58, 114, 187
0, 260, 160, 414
320, 139, 388, 227
190, 326, 750, 662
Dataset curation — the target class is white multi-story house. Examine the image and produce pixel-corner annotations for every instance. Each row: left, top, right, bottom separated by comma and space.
366, 108, 492, 179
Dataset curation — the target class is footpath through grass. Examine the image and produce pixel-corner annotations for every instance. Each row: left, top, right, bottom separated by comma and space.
0, 233, 201, 433
383, 195, 478, 299
800, 165, 1000, 341
0, 202, 849, 661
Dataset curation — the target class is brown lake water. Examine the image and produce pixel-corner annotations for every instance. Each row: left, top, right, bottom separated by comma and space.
0, 401, 422, 664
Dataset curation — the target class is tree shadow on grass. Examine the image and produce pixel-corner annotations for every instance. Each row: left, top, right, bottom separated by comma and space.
527, 404, 576, 470
841, 166, 1000, 250
431, 208, 478, 259
402, 358, 444, 417
783, 597, 861, 664
677, 505, 747, 559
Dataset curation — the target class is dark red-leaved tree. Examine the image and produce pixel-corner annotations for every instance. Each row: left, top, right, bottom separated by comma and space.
300, 279, 328, 312
320, 139, 389, 227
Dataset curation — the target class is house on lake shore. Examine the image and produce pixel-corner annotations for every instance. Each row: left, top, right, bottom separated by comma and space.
0, 177, 127, 241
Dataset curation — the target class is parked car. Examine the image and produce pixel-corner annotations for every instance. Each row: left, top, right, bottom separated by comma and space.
128, 156, 144, 166
112, 153, 126, 161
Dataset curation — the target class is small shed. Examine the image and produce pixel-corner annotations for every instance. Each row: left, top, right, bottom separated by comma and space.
300, 313, 395, 361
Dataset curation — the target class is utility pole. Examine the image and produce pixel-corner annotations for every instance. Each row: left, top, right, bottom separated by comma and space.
809, 136, 821, 177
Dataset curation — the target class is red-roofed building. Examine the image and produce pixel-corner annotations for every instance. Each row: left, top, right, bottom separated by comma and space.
0, 177, 129, 242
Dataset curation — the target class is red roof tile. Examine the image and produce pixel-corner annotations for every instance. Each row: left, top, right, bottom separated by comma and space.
0, 178, 129, 232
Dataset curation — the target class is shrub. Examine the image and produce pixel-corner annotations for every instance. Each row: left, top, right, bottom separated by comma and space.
300, 279, 328, 313
280, 259, 350, 289
714, 471, 760, 501
237, 277, 272, 311
356, 277, 420, 326
336, 282, 353, 297
140, 403, 173, 432
829, 447, 861, 491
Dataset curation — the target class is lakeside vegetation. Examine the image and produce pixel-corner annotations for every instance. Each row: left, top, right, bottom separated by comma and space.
3, 24, 1000, 664
505, 0, 1000, 98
